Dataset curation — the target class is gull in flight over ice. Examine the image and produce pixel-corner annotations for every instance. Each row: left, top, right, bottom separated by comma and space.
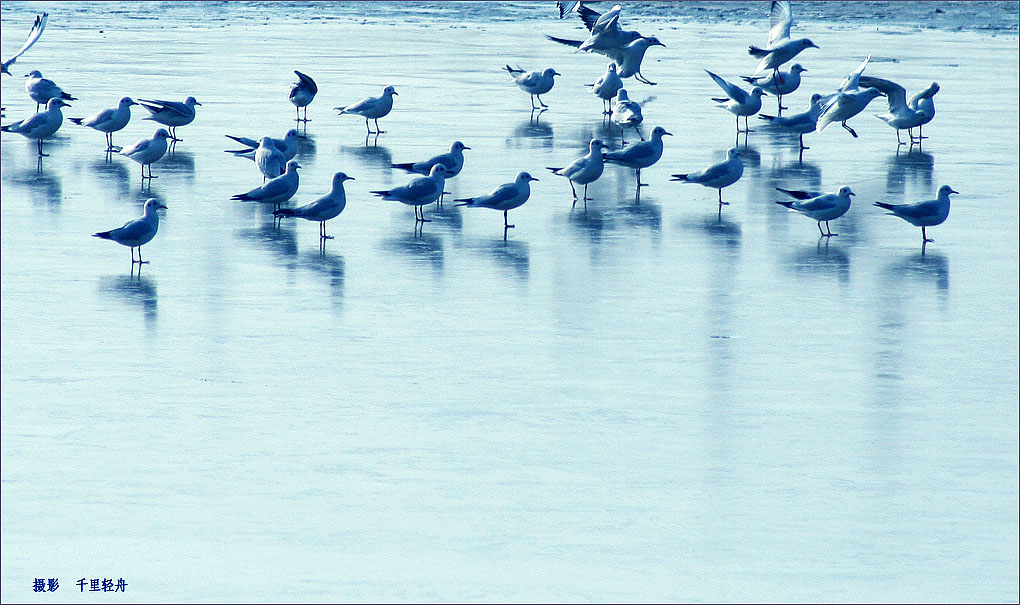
748, 1, 818, 78
1, 13, 48, 76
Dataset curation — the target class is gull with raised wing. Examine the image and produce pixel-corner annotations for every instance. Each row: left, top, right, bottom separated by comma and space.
336, 85, 397, 134
138, 97, 201, 140
815, 87, 882, 138
505, 66, 560, 110
1, 97, 69, 156
24, 70, 76, 111
758, 93, 824, 149
2, 12, 47, 76
289, 70, 317, 123
707, 70, 766, 133
119, 128, 175, 179
69, 96, 138, 151
858, 76, 932, 145
909, 82, 939, 141
604, 125, 671, 188
611, 88, 643, 142
274, 172, 353, 240
547, 4, 643, 56
742, 63, 805, 114
608, 36, 666, 85
371, 164, 449, 223
671, 148, 744, 207
748, 1, 818, 78
455, 171, 539, 231
93, 198, 167, 264
775, 186, 855, 237
589, 63, 623, 114
874, 185, 957, 244
546, 138, 609, 208
225, 129, 299, 161
231, 160, 301, 210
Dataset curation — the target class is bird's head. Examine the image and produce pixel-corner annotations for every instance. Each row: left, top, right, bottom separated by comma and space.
939, 185, 959, 196
383, 85, 397, 96
838, 186, 855, 197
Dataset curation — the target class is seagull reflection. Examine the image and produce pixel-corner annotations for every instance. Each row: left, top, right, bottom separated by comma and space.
160, 149, 195, 179
886, 149, 934, 194
471, 238, 530, 280
340, 138, 393, 172
383, 231, 444, 275
5, 168, 63, 210
786, 239, 851, 285
617, 198, 662, 231
101, 273, 158, 330
236, 220, 299, 260
301, 248, 345, 309
567, 206, 610, 244
91, 155, 131, 197
883, 249, 948, 293
735, 143, 761, 170
427, 202, 463, 232
297, 133, 317, 158
680, 213, 742, 251
509, 115, 554, 148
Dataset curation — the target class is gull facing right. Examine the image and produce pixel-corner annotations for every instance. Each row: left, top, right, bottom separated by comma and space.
671, 148, 744, 207
604, 125, 672, 187
274, 172, 353, 240
505, 66, 560, 109
455, 171, 539, 231
93, 198, 167, 264
546, 138, 610, 207
336, 85, 397, 134
1, 97, 69, 156
69, 96, 138, 151
874, 185, 957, 244
775, 186, 855, 237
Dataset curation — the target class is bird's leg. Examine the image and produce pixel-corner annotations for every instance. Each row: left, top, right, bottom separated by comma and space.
537, 94, 549, 108
637, 168, 648, 188
917, 124, 927, 140
922, 226, 934, 243
735, 115, 741, 133
37, 138, 48, 157
718, 188, 729, 206
817, 221, 825, 237
364, 118, 372, 134
375, 118, 385, 134
137, 247, 148, 264
637, 72, 656, 86
896, 129, 905, 146
530, 95, 538, 110
799, 133, 809, 150
637, 126, 645, 141
841, 121, 858, 138
504, 211, 514, 229
131, 247, 137, 263
321, 221, 333, 240
826, 221, 838, 237
584, 183, 593, 202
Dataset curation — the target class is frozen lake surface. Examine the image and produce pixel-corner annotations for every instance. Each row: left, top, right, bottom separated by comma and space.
2, 2, 1018, 602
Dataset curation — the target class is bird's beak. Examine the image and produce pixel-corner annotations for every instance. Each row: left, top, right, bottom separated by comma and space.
663, 131, 673, 136
345, 176, 355, 181
392, 92, 399, 96
195, 102, 203, 106
810, 42, 820, 48
463, 146, 471, 150
129, 100, 139, 105
530, 177, 540, 182
553, 71, 562, 76
656, 40, 666, 47
849, 192, 856, 196
948, 188, 959, 194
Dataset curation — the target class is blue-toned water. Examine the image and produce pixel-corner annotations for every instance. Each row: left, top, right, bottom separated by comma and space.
2, 2, 1018, 602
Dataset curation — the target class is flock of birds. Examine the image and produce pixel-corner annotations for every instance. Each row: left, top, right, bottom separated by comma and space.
1, 3, 957, 266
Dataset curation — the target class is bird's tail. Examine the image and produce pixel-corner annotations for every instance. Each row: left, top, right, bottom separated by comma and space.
92, 231, 114, 239
453, 198, 476, 207
545, 35, 583, 49
225, 149, 255, 157
0, 125, 11, 132
61, 92, 77, 101
775, 201, 796, 209
740, 76, 759, 85
748, 45, 771, 59
369, 190, 390, 197
670, 174, 690, 182
711, 97, 730, 104
545, 167, 564, 174
68, 117, 84, 125
224, 134, 256, 148
873, 201, 896, 211
758, 114, 776, 122
504, 64, 525, 76
230, 194, 252, 202
391, 162, 416, 172
273, 208, 296, 218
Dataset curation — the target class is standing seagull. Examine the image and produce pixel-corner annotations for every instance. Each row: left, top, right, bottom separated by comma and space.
24, 70, 76, 111
335, 85, 397, 134
455, 171, 539, 232
289, 70, 317, 123
505, 66, 560, 110
371, 164, 449, 223
671, 148, 744, 207
858, 76, 932, 145
742, 63, 806, 114
392, 141, 470, 178
603, 125, 672, 188
119, 128, 175, 180
775, 186, 855, 237
909, 82, 939, 141
231, 160, 302, 211
93, 198, 167, 264
748, 1, 818, 78
611, 88, 643, 142
758, 93, 824, 149
590, 63, 623, 114
707, 70, 766, 133
225, 129, 300, 161
138, 97, 201, 140
1, 12, 48, 76
1, 97, 69, 156
274, 172, 354, 240
69, 96, 138, 151
546, 138, 610, 208
874, 185, 957, 244
252, 136, 286, 180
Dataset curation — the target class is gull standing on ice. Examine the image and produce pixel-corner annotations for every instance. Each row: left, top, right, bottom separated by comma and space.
611, 88, 643, 142
231, 160, 301, 210
1, 13, 47, 76
93, 198, 167, 264
335, 85, 397, 134
505, 66, 560, 110
274, 172, 353, 240
252, 137, 286, 180
119, 128, 175, 179
758, 93, 824, 149
706, 70, 766, 133
225, 129, 299, 161
909, 82, 939, 141
546, 138, 610, 208
671, 148, 744, 207
874, 185, 957, 244
1, 97, 69, 156
748, 1, 818, 78
455, 171, 539, 232
604, 125, 672, 188
742, 63, 805, 114
589, 63, 623, 114
775, 186, 855, 237
371, 164, 450, 223
392, 141, 470, 178
289, 70, 317, 123
69, 96, 138, 151
24, 70, 76, 111
138, 97, 201, 140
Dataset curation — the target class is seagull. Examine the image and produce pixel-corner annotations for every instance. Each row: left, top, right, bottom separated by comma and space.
505, 66, 560, 109
742, 63, 805, 114
707, 70, 766, 133
608, 36, 666, 85
231, 160, 301, 210
392, 141, 470, 178
547, 4, 644, 56
611, 88, 643, 142
858, 76, 932, 145
775, 186, 855, 237
68, 96, 138, 151
758, 93, 824, 149
748, 1, 818, 77
604, 125, 672, 187
289, 70, 317, 123
1, 12, 47, 76
138, 97, 201, 140
589, 63, 623, 114
455, 171, 539, 231
874, 185, 957, 244
93, 198, 167, 264
24, 70, 76, 111
909, 82, 939, 141
274, 172, 353, 239
119, 128, 175, 179
815, 87, 882, 138
671, 148, 744, 207
224, 129, 300, 161
546, 138, 609, 207
335, 85, 397, 134
371, 164, 449, 223
252, 137, 286, 180
1, 97, 69, 156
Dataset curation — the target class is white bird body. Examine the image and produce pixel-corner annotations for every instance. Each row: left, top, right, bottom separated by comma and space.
69, 96, 137, 149
759, 94, 824, 132
909, 82, 939, 126
505, 66, 560, 109
611, 88, 643, 141
816, 87, 883, 135
2, 97, 67, 141
274, 172, 352, 238
336, 85, 397, 133
120, 128, 172, 172
592, 63, 623, 104
671, 147, 744, 205
93, 198, 167, 262
875, 185, 957, 243
707, 70, 766, 117
456, 172, 537, 212
608, 36, 665, 83
1, 12, 48, 76
604, 126, 672, 187
776, 186, 855, 236
225, 129, 299, 161
24, 69, 76, 108
392, 141, 469, 177
254, 137, 286, 179
546, 139, 609, 204
749, 38, 818, 76
231, 160, 301, 207
742, 63, 805, 96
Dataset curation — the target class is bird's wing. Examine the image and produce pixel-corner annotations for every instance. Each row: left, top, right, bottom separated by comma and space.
908, 82, 939, 107
14, 111, 48, 132
592, 5, 622, 34
143, 100, 191, 116
796, 194, 839, 212
858, 76, 908, 112
400, 176, 440, 200
225, 134, 259, 149
518, 71, 541, 87
479, 182, 519, 207
767, 1, 792, 47
707, 71, 747, 103
776, 187, 820, 200
294, 70, 318, 95
838, 56, 871, 92
606, 141, 653, 163
254, 175, 293, 198
891, 199, 940, 220
344, 96, 377, 113
576, 3, 601, 31
121, 138, 152, 156
692, 160, 732, 183
85, 107, 116, 127
4, 12, 48, 65
112, 215, 153, 241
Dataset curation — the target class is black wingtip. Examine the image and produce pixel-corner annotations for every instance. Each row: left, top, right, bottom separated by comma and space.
775, 201, 795, 209
68, 117, 84, 125
92, 231, 113, 239
873, 201, 895, 210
